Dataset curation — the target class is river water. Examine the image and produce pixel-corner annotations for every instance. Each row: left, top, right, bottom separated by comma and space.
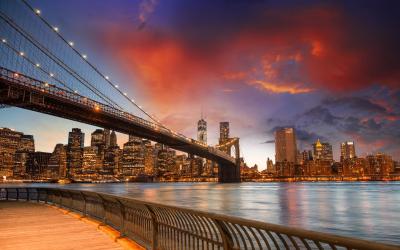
6, 182, 400, 245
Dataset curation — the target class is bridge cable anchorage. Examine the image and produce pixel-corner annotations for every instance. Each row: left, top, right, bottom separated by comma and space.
0, 11, 122, 110
21, 0, 166, 127
0, 35, 74, 92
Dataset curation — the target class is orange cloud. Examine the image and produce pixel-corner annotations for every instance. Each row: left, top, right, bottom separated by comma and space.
249, 80, 314, 94
311, 40, 323, 56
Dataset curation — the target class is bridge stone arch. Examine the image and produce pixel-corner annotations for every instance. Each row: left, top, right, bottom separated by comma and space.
216, 138, 241, 182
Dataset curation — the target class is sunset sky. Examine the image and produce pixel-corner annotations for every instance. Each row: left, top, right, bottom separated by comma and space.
1, 0, 400, 168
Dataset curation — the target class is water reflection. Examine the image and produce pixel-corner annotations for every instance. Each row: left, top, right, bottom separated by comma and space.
3, 181, 399, 245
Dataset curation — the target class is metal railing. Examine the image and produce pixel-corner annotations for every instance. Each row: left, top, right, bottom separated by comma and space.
0, 187, 398, 250
0, 67, 235, 163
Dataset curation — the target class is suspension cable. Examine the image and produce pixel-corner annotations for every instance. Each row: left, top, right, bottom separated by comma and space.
1, 36, 74, 92
21, 0, 164, 126
0, 11, 122, 109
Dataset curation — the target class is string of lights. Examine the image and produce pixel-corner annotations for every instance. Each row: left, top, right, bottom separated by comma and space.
0, 11, 120, 109
1, 36, 74, 92
21, 0, 165, 127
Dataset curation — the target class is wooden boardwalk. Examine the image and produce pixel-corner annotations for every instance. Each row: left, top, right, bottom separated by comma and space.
0, 201, 125, 250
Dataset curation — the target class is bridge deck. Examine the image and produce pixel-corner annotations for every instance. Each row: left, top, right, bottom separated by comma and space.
0, 201, 124, 250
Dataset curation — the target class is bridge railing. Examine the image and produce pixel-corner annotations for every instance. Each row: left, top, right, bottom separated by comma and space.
0, 67, 235, 163
0, 187, 398, 250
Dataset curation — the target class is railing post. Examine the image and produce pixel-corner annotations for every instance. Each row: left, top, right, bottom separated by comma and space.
36, 188, 40, 203
97, 194, 107, 224
44, 189, 48, 204
116, 199, 126, 237
26, 188, 30, 201
213, 219, 234, 250
57, 190, 62, 207
80, 191, 87, 217
5, 188, 8, 200
16, 188, 19, 201
145, 204, 159, 250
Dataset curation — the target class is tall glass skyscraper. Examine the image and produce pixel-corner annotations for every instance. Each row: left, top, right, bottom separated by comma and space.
341, 141, 356, 161
197, 118, 207, 144
275, 127, 297, 163
219, 122, 229, 144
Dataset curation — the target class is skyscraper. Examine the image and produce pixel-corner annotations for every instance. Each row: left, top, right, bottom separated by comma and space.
110, 130, 117, 147
103, 129, 111, 148
275, 127, 297, 163
122, 136, 145, 176
67, 128, 84, 178
47, 144, 67, 179
312, 139, 333, 161
340, 141, 356, 161
197, 118, 207, 144
0, 127, 33, 177
219, 122, 229, 144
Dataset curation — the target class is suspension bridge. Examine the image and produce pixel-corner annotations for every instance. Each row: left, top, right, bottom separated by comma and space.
0, 0, 240, 182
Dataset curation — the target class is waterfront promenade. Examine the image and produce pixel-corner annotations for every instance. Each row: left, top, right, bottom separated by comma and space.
0, 201, 141, 250
1, 187, 399, 250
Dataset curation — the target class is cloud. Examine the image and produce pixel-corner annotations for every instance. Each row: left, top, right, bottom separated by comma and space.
249, 80, 314, 94
263, 139, 275, 144
138, 0, 158, 29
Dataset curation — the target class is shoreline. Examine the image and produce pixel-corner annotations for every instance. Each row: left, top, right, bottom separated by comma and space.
1, 176, 400, 184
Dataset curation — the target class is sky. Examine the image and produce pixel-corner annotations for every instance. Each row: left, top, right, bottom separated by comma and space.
1, 0, 400, 169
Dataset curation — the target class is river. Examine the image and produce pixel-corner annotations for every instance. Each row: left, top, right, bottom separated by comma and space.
4, 181, 400, 245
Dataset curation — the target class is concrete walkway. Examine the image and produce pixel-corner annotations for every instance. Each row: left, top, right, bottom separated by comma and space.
0, 201, 126, 250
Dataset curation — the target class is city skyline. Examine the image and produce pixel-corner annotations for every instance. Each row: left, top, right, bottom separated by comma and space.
1, 0, 400, 168
1, 123, 397, 168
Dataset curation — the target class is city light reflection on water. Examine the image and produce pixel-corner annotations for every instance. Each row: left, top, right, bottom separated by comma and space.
6, 181, 400, 245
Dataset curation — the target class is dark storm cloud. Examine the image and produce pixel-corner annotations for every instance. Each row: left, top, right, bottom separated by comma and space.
322, 97, 387, 114
295, 128, 326, 143
263, 139, 275, 144
303, 106, 340, 124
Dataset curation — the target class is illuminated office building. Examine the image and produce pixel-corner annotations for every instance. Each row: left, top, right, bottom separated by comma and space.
275, 127, 297, 163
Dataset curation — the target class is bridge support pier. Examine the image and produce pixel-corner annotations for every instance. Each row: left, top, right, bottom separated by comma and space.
218, 162, 241, 183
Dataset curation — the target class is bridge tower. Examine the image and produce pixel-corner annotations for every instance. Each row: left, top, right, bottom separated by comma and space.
217, 122, 241, 182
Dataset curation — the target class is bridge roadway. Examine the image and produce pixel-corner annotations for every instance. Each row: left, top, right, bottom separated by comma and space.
0, 201, 142, 250
0, 67, 240, 182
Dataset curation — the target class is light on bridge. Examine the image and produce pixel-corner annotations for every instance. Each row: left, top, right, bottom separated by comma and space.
105, 76, 109, 80
115, 85, 119, 88
53, 27, 59, 32
123, 92, 127, 96
68, 41, 74, 47
35, 63, 40, 67
82, 54, 87, 59
44, 83, 49, 87
50, 73, 54, 77
13, 73, 19, 78
74, 90, 78, 93
1, 39, 6, 43
35, 9, 41, 15
94, 106, 100, 111
19, 52, 24, 56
